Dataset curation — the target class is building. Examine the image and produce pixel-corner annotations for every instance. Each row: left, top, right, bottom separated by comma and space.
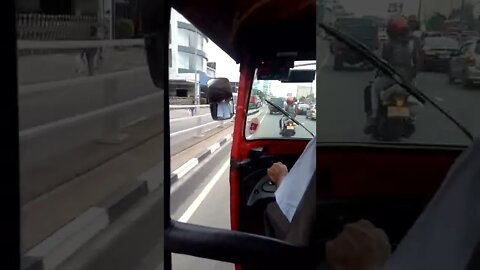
169, 8, 214, 98
297, 86, 312, 99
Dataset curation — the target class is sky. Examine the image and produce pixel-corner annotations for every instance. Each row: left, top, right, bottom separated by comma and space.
205, 40, 240, 82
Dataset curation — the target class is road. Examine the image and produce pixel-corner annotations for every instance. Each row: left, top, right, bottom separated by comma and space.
170, 141, 234, 270
247, 105, 316, 140
316, 38, 480, 145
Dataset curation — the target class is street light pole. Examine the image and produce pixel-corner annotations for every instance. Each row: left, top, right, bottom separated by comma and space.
194, 27, 200, 112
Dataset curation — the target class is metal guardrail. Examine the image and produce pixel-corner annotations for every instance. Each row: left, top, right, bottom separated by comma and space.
16, 14, 98, 41
17, 39, 145, 50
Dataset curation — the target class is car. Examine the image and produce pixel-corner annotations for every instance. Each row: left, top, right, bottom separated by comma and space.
306, 104, 316, 120
331, 17, 378, 70
420, 36, 459, 71
421, 31, 443, 41
268, 97, 285, 114
448, 38, 480, 87
378, 28, 388, 42
295, 103, 310, 115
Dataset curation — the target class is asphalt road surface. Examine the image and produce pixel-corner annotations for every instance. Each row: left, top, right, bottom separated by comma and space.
247, 105, 316, 140
170, 141, 234, 270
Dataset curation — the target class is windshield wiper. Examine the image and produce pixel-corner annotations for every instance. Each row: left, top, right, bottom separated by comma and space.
265, 99, 315, 137
319, 23, 474, 142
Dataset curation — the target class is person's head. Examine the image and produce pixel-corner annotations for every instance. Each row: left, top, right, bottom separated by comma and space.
387, 16, 409, 43
407, 15, 420, 31
287, 97, 295, 105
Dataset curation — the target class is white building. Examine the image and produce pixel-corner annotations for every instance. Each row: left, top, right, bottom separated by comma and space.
169, 9, 213, 97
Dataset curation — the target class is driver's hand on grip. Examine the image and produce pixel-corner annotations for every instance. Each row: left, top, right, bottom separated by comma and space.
326, 220, 391, 270
267, 162, 288, 187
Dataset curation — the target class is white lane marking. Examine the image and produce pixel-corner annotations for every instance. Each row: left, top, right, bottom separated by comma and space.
170, 138, 232, 194
224, 134, 233, 141
170, 121, 219, 137
170, 113, 210, 123
173, 158, 199, 179
178, 160, 230, 223
208, 142, 221, 153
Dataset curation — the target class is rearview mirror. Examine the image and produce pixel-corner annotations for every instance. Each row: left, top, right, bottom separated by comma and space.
207, 78, 235, 121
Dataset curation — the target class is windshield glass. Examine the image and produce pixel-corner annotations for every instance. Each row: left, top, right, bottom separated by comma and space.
245, 61, 316, 140
475, 41, 480, 54
425, 37, 459, 48
318, 1, 478, 147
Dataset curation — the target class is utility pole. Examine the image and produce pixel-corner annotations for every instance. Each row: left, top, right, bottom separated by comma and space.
417, 0, 422, 22
194, 27, 200, 114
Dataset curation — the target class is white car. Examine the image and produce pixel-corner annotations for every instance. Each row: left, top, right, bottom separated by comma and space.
378, 30, 388, 42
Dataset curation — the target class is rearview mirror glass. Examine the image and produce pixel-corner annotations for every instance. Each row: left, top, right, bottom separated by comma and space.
207, 78, 235, 121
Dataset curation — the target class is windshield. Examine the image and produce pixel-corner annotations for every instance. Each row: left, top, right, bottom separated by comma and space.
336, 19, 377, 40
475, 41, 480, 54
246, 61, 316, 140
318, 1, 479, 147
425, 37, 459, 48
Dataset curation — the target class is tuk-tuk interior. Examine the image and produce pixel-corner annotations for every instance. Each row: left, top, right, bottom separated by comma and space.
167, 0, 467, 268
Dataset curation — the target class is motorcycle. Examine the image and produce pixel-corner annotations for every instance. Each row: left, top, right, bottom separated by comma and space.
280, 117, 296, 137
364, 76, 418, 141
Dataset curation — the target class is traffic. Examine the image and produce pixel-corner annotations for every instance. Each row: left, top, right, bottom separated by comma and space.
319, 12, 479, 143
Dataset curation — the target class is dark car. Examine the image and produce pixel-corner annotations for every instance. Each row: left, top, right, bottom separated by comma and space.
420, 37, 459, 71
268, 97, 284, 114
332, 17, 378, 70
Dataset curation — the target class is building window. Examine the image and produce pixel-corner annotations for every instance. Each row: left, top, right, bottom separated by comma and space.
177, 28, 204, 50
178, 51, 206, 72
169, 49, 172, 67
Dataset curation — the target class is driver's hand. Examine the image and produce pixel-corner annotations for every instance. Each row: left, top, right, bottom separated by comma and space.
326, 220, 391, 270
267, 162, 288, 187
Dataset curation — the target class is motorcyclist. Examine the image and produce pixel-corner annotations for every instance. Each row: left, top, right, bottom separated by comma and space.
279, 97, 296, 134
365, 15, 421, 133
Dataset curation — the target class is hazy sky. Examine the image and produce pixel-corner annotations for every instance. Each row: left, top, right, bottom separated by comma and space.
205, 42, 240, 82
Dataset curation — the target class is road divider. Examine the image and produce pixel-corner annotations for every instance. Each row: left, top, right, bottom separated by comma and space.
22, 163, 160, 270
22, 132, 232, 270
170, 134, 232, 185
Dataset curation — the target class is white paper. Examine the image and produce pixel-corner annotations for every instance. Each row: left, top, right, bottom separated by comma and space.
383, 138, 480, 270
275, 137, 316, 222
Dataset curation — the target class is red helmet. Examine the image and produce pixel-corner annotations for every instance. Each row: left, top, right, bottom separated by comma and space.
387, 16, 409, 39
287, 97, 294, 104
